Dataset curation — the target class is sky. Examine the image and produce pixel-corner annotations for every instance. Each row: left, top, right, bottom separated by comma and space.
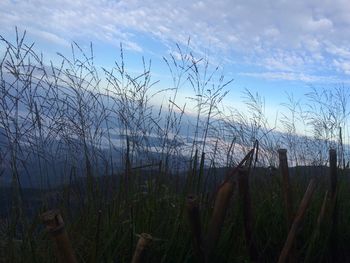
1, 0, 350, 124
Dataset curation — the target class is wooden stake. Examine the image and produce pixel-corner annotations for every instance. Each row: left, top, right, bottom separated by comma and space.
41, 209, 77, 263
278, 149, 294, 229
131, 233, 152, 263
206, 180, 235, 260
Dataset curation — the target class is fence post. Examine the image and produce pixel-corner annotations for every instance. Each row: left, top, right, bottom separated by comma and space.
278, 149, 293, 229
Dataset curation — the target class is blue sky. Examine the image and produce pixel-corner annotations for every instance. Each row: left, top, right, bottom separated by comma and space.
1, 0, 350, 123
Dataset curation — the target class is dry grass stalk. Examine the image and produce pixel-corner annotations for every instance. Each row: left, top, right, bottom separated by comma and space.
131, 233, 153, 263
205, 179, 235, 260
278, 149, 294, 229
238, 167, 258, 262
278, 179, 316, 263
186, 195, 205, 262
41, 210, 77, 263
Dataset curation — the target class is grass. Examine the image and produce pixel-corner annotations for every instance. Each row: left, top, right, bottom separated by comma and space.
1, 29, 350, 262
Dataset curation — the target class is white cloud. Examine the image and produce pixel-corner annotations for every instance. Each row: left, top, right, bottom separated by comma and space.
1, 0, 350, 81
333, 59, 350, 75
239, 71, 341, 83
240, 71, 315, 82
325, 43, 350, 59
30, 29, 70, 47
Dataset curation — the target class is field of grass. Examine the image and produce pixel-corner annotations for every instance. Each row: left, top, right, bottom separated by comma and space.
2, 157, 350, 262
1, 30, 350, 262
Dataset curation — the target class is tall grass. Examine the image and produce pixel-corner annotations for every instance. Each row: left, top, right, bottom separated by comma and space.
1, 29, 350, 262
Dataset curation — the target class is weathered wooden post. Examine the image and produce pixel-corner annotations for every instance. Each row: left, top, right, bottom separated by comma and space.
131, 233, 152, 263
205, 147, 256, 261
278, 149, 293, 229
41, 209, 77, 263
205, 179, 235, 260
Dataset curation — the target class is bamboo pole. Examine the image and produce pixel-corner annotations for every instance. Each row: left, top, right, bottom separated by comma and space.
278, 149, 294, 229
186, 195, 205, 262
278, 179, 316, 263
278, 149, 296, 263
131, 233, 152, 263
205, 180, 235, 260
204, 146, 255, 261
41, 209, 77, 263
238, 167, 258, 262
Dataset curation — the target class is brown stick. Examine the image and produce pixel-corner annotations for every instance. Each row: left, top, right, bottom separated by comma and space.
205, 180, 235, 260
223, 149, 254, 183
131, 233, 152, 263
278, 179, 316, 263
238, 168, 258, 262
186, 195, 205, 262
278, 149, 294, 229
41, 209, 77, 263
204, 145, 255, 260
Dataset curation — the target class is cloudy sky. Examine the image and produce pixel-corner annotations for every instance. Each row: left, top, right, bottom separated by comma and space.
1, 0, 350, 116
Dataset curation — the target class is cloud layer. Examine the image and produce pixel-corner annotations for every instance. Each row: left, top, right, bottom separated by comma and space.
1, 0, 350, 82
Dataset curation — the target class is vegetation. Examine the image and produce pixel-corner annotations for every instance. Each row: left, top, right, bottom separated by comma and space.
1, 30, 350, 262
